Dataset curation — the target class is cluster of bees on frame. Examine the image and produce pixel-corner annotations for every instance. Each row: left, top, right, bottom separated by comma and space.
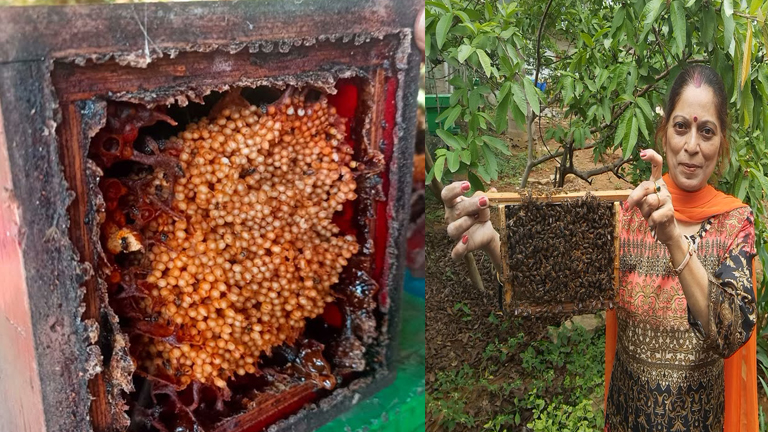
505, 194, 615, 314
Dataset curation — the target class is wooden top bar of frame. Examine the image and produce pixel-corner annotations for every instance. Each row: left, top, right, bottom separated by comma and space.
487, 190, 632, 205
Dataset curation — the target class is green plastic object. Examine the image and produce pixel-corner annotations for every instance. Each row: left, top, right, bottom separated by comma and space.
318, 292, 425, 432
425, 94, 459, 136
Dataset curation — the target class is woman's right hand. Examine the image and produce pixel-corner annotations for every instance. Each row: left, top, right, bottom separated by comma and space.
441, 181, 502, 272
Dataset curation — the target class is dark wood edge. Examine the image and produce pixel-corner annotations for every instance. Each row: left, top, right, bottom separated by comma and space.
487, 190, 631, 205
497, 205, 513, 308
511, 300, 615, 316
0, 0, 420, 64
613, 202, 621, 290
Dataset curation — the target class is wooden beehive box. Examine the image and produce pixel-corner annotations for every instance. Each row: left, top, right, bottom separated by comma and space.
0, 2, 420, 432
488, 191, 631, 316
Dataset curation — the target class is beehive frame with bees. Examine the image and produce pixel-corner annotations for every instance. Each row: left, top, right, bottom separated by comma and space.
488, 191, 630, 316
0, 1, 420, 432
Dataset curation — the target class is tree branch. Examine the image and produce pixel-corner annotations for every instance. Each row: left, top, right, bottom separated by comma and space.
521, 0, 555, 188
653, 26, 670, 71
570, 155, 636, 183
533, 0, 554, 88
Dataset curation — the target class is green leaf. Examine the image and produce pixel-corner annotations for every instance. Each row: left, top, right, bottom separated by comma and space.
523, 78, 541, 115
447, 150, 460, 172
425, 162, 435, 184
701, 6, 716, 47
457, 44, 475, 63
460, 150, 471, 163
495, 93, 511, 133
562, 76, 574, 106
454, 10, 470, 23
477, 165, 491, 182
482, 145, 498, 179
499, 25, 516, 40
749, 0, 762, 14
498, 81, 511, 103
469, 139, 480, 161
449, 75, 469, 89
723, 0, 733, 16
670, 1, 686, 52
468, 112, 479, 135
602, 97, 612, 123
449, 89, 464, 106
635, 97, 655, 122
434, 155, 446, 182
444, 105, 462, 130
476, 49, 493, 77
573, 127, 584, 149
723, 7, 735, 52
509, 96, 526, 128
636, 108, 650, 141
742, 83, 754, 128
736, 175, 748, 200
434, 106, 453, 123
436, 13, 453, 49
614, 114, 629, 149
594, 28, 610, 41
425, 32, 430, 57
469, 89, 482, 112
436, 129, 461, 149
580, 32, 594, 47
482, 136, 512, 155
623, 115, 639, 159
467, 171, 485, 192
611, 6, 626, 37
642, 0, 665, 31
426, 1, 449, 12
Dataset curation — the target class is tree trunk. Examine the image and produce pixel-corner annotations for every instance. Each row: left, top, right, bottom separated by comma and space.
520, 104, 535, 188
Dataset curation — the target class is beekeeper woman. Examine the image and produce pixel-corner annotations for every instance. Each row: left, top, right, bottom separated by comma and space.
440, 65, 758, 432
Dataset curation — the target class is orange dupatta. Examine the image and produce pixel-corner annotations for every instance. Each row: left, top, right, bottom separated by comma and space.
604, 173, 758, 431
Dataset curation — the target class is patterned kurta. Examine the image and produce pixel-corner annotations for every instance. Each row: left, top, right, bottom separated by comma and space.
605, 205, 756, 432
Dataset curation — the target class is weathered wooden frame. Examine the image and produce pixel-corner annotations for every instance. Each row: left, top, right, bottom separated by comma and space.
0, 2, 421, 432
489, 191, 629, 316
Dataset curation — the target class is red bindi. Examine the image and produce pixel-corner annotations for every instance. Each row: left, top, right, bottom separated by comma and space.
693, 116, 698, 122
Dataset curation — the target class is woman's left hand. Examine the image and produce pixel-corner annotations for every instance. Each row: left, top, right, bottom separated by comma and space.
626, 149, 681, 245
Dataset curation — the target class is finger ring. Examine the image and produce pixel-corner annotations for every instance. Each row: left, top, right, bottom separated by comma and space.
654, 190, 661, 207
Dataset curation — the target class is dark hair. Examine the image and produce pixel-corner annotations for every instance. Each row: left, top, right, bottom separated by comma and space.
654, 65, 730, 180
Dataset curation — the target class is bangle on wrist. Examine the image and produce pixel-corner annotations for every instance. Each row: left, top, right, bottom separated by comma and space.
671, 236, 695, 276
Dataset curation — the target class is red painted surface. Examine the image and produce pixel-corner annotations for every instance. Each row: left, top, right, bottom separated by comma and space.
322, 303, 343, 329
0, 100, 47, 431
373, 77, 398, 308
329, 80, 359, 238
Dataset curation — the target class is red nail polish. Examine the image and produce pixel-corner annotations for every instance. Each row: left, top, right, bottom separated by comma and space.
479, 196, 488, 207
461, 182, 470, 192
640, 150, 647, 156
462, 235, 468, 244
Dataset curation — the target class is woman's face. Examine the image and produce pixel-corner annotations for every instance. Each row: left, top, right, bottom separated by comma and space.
663, 84, 722, 192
